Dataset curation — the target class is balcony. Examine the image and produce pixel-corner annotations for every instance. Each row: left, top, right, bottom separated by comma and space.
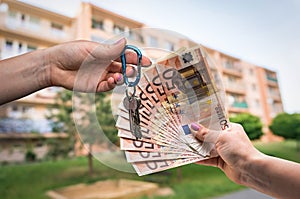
224, 81, 246, 94
0, 14, 72, 45
232, 101, 248, 108
228, 101, 249, 114
222, 60, 243, 77
267, 76, 278, 82
266, 73, 279, 87
268, 91, 282, 102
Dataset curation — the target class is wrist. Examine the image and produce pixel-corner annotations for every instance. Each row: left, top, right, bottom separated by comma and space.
240, 150, 267, 186
39, 47, 57, 88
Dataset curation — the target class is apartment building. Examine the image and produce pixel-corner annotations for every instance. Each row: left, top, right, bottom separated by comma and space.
0, 0, 77, 133
0, 1, 283, 139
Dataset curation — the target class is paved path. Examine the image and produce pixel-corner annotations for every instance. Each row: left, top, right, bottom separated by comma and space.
212, 189, 274, 199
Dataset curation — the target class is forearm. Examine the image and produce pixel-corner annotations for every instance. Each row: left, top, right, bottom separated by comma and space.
242, 153, 300, 199
0, 49, 51, 105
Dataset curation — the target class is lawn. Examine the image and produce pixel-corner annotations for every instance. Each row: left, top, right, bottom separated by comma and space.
0, 140, 299, 199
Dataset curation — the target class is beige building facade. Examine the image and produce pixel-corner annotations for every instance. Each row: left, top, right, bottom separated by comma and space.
0, 1, 283, 141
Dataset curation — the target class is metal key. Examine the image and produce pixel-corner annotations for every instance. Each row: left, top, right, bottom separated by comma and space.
123, 96, 142, 139
132, 98, 142, 139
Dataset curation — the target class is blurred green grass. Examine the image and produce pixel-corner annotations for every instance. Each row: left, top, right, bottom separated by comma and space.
0, 140, 299, 199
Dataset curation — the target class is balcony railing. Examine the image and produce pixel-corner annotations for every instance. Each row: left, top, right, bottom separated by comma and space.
267, 76, 278, 82
224, 81, 246, 94
231, 101, 248, 108
0, 15, 72, 43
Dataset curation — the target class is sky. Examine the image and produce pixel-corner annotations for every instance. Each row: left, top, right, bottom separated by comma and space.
21, 0, 300, 113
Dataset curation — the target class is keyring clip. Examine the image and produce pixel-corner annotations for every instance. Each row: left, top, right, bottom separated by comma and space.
121, 45, 142, 87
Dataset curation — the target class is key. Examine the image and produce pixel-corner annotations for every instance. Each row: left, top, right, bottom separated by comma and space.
132, 98, 142, 139
123, 96, 142, 139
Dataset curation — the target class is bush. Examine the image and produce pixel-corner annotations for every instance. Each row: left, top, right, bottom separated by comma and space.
269, 113, 300, 139
230, 113, 263, 140
25, 150, 36, 162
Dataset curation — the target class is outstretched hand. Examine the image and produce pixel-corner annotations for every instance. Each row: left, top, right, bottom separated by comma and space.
47, 38, 151, 92
190, 122, 263, 185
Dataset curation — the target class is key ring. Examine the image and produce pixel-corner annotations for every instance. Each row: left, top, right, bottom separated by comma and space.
121, 45, 142, 87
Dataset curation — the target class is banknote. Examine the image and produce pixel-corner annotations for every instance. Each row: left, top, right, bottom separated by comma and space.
125, 150, 199, 163
131, 156, 205, 176
115, 45, 229, 176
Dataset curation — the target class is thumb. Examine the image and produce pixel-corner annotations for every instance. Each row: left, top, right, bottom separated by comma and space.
190, 123, 220, 143
98, 38, 127, 61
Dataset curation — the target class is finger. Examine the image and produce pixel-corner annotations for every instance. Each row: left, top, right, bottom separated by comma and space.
190, 123, 208, 141
114, 51, 152, 67
195, 157, 219, 167
107, 62, 136, 77
96, 78, 116, 92
114, 73, 124, 85
190, 123, 220, 143
97, 38, 127, 61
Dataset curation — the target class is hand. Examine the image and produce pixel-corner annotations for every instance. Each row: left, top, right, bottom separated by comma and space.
46, 38, 151, 92
190, 122, 263, 185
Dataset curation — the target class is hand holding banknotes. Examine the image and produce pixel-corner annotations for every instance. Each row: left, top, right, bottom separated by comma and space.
191, 122, 300, 199
0, 38, 151, 105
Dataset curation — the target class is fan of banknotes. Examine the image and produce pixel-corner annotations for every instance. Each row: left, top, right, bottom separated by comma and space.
115, 45, 229, 176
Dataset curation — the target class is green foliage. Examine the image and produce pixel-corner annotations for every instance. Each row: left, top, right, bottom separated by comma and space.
1, 140, 299, 199
74, 91, 118, 146
25, 150, 36, 162
95, 92, 118, 145
47, 89, 118, 152
47, 89, 75, 157
269, 113, 300, 140
46, 139, 71, 160
229, 113, 263, 140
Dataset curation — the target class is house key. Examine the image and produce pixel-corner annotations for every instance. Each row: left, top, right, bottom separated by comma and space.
123, 96, 142, 139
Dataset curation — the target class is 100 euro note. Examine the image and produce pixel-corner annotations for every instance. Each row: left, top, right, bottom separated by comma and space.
115, 45, 229, 176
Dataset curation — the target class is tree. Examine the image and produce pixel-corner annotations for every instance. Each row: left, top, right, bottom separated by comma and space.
48, 89, 118, 174
47, 90, 76, 160
77, 92, 118, 175
270, 113, 300, 151
230, 113, 263, 140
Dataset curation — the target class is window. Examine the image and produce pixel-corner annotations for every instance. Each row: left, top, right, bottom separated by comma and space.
228, 75, 237, 83
149, 36, 158, 47
249, 68, 254, 75
22, 106, 29, 113
8, 10, 17, 18
136, 33, 144, 43
18, 43, 23, 53
5, 40, 13, 50
165, 41, 174, 51
29, 16, 39, 24
51, 22, 63, 31
27, 45, 37, 52
255, 99, 260, 108
224, 59, 234, 69
21, 14, 26, 22
252, 84, 256, 91
12, 105, 18, 111
113, 24, 124, 34
91, 18, 104, 30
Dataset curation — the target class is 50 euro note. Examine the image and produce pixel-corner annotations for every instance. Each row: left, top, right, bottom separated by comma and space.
114, 45, 229, 176
131, 156, 205, 176
154, 45, 230, 156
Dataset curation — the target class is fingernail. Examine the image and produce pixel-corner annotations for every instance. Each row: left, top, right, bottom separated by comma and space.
127, 68, 135, 76
114, 37, 126, 45
116, 74, 123, 82
191, 123, 201, 131
143, 60, 152, 67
